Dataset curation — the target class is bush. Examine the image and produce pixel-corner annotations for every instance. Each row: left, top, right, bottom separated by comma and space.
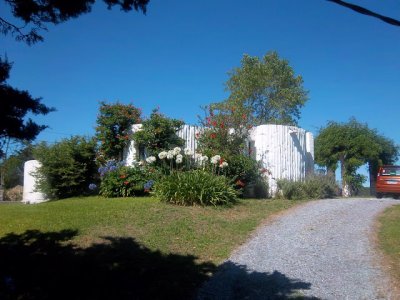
243, 178, 269, 199
99, 164, 160, 197
226, 155, 260, 185
276, 180, 307, 200
4, 185, 23, 201
303, 174, 338, 199
34, 136, 98, 199
132, 109, 184, 158
276, 174, 338, 200
95, 101, 142, 162
225, 154, 270, 198
154, 170, 238, 206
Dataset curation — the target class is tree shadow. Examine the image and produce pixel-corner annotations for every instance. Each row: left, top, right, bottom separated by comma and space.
197, 261, 319, 300
0, 229, 215, 300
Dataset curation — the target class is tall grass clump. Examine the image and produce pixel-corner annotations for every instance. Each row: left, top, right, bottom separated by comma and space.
154, 170, 238, 206
276, 174, 338, 200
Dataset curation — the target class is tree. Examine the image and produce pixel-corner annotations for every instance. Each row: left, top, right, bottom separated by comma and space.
1, 0, 150, 45
0, 58, 54, 199
225, 51, 308, 126
315, 118, 398, 197
197, 102, 252, 158
132, 108, 184, 158
95, 101, 142, 162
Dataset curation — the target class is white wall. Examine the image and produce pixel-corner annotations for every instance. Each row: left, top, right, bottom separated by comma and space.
123, 124, 315, 195
248, 125, 314, 194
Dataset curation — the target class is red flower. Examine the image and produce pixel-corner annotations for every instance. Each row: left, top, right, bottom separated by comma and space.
236, 179, 245, 187
219, 158, 224, 164
195, 132, 200, 139
220, 123, 225, 129
124, 180, 129, 185
120, 174, 126, 179
242, 114, 247, 120
211, 121, 217, 127
210, 133, 217, 139
206, 117, 211, 125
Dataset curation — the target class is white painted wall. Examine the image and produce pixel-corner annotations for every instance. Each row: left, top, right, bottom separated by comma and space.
22, 160, 47, 204
123, 124, 314, 195
248, 125, 314, 194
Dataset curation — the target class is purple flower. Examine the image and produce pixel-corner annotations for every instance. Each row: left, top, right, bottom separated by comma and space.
89, 183, 97, 190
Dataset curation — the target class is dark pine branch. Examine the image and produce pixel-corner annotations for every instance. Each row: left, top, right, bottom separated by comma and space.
327, 0, 400, 27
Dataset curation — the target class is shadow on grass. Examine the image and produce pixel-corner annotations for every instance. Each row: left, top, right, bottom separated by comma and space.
197, 261, 319, 300
0, 229, 215, 300
1, 230, 318, 300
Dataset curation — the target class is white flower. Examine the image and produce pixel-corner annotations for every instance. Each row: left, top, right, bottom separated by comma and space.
146, 156, 156, 164
211, 155, 221, 165
167, 150, 174, 160
176, 154, 183, 164
173, 147, 181, 155
201, 155, 208, 162
194, 153, 202, 160
158, 151, 167, 159
219, 161, 228, 168
138, 161, 144, 166
184, 148, 193, 156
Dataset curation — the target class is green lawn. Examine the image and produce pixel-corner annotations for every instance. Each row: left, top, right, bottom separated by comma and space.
378, 204, 400, 290
0, 197, 304, 299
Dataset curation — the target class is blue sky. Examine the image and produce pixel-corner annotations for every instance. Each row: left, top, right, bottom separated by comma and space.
2, 0, 400, 181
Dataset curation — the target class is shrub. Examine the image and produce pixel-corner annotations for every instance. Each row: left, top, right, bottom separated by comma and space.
4, 185, 23, 201
276, 174, 338, 200
276, 180, 307, 200
226, 155, 261, 185
224, 154, 270, 198
243, 178, 269, 199
303, 174, 338, 199
99, 164, 159, 197
197, 103, 252, 158
132, 109, 184, 158
95, 101, 142, 162
154, 170, 238, 206
33, 136, 98, 199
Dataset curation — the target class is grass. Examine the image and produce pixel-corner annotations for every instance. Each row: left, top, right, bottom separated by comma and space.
0, 196, 305, 299
377, 204, 400, 290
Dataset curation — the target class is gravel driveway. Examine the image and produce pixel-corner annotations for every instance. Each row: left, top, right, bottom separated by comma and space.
197, 198, 399, 300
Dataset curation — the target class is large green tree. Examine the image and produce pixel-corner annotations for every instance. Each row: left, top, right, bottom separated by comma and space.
315, 118, 398, 197
225, 51, 308, 126
1, 0, 150, 44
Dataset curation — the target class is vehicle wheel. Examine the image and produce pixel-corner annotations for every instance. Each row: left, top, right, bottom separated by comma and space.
376, 193, 383, 199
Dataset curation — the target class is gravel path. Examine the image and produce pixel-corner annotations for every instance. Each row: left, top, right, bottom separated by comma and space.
197, 198, 399, 300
